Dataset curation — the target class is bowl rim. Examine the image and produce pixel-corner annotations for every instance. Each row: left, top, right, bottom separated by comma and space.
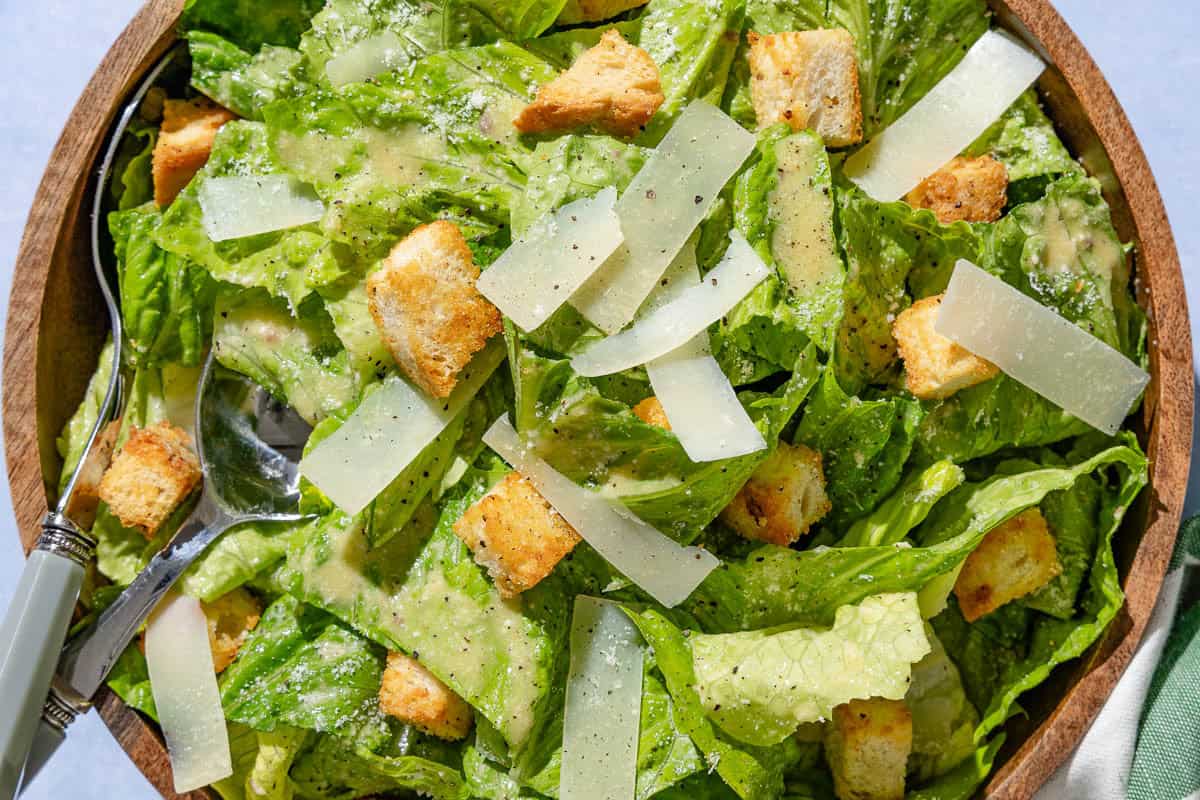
2, 0, 1193, 798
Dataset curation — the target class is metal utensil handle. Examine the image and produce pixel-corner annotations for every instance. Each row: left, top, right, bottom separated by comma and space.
0, 516, 94, 799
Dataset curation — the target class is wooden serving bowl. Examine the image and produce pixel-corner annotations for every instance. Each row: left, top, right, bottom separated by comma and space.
2, 1, 1192, 797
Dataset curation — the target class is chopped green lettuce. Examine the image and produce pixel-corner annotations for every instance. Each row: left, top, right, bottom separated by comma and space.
111, 120, 156, 210
187, 31, 310, 121
795, 367, 923, 525
840, 460, 964, 548
56, 339, 115, 496
214, 724, 309, 800
691, 592, 930, 746
905, 627, 979, 783
180, 0, 324, 51
111, 204, 216, 368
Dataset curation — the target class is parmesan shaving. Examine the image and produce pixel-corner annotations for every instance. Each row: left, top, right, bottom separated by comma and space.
844, 30, 1045, 201
483, 416, 719, 608
325, 31, 409, 87
144, 593, 233, 793
476, 187, 624, 331
936, 259, 1149, 435
570, 101, 757, 333
571, 231, 770, 377
301, 339, 506, 515
561, 596, 643, 800
642, 246, 765, 462
199, 175, 326, 242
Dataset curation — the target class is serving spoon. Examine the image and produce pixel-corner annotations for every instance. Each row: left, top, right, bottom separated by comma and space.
0, 44, 185, 796
15, 353, 314, 795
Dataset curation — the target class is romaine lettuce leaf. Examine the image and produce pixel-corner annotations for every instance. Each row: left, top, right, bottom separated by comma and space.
180, 0, 324, 51
795, 367, 922, 525
729, 127, 844, 363
288, 732, 466, 800
687, 441, 1146, 634
1023, 460, 1102, 619
214, 724, 309, 800
179, 519, 309, 603
929, 433, 1148, 744
187, 31, 310, 121
154, 121, 350, 309
111, 120, 156, 210
213, 289, 361, 424
964, 89, 1082, 205
106, 644, 158, 721
281, 471, 566, 753
839, 460, 963, 548
625, 608, 804, 800
905, 627, 979, 783
691, 592, 930, 747
111, 204, 216, 368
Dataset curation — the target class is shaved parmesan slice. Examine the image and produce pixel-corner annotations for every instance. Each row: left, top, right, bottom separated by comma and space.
561, 596, 643, 800
200, 175, 326, 242
483, 416, 719, 607
844, 30, 1045, 201
936, 260, 1149, 435
648, 344, 766, 461
571, 231, 770, 377
477, 187, 624, 331
642, 246, 766, 461
301, 339, 506, 514
325, 31, 409, 87
144, 593, 232, 793
570, 101, 757, 333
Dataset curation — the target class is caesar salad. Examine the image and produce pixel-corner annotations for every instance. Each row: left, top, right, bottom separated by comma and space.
59, 0, 1151, 798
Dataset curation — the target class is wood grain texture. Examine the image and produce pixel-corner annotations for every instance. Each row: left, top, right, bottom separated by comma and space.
0, 1, 1191, 799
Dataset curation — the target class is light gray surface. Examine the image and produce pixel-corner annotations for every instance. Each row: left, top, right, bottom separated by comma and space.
0, 2, 1195, 798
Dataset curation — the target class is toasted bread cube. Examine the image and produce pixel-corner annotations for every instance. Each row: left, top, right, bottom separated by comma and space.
748, 30, 863, 147
892, 295, 1000, 401
558, 0, 648, 23
905, 156, 1009, 224
955, 508, 1062, 622
633, 396, 671, 430
379, 652, 474, 740
98, 421, 202, 537
65, 420, 121, 530
824, 698, 912, 800
452, 473, 582, 598
152, 97, 237, 207
514, 30, 665, 138
367, 221, 502, 398
720, 442, 831, 546
202, 588, 262, 673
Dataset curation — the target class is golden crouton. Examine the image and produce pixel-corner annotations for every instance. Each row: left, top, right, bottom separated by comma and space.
452, 473, 582, 598
97, 421, 202, 538
747, 29, 863, 147
720, 442, 831, 546
367, 221, 502, 398
892, 295, 999, 401
955, 508, 1062, 623
152, 97, 237, 207
380, 652, 474, 740
514, 30, 665, 138
824, 698, 913, 800
905, 156, 1009, 224
557, 0, 648, 23
633, 396, 671, 430
65, 420, 121, 530
202, 588, 262, 673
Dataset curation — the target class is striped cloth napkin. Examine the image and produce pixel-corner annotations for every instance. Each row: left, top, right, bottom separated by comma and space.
1038, 517, 1200, 800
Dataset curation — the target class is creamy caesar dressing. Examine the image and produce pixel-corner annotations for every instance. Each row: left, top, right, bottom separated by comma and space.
768, 134, 843, 299
1034, 193, 1123, 297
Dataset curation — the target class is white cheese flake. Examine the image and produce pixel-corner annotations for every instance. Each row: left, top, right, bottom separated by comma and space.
144, 593, 233, 794
199, 175, 326, 242
571, 231, 770, 377
483, 416, 719, 608
477, 187, 624, 331
936, 259, 1149, 435
301, 339, 506, 515
641, 246, 765, 462
561, 596, 643, 800
325, 31, 409, 87
570, 101, 757, 333
844, 30, 1045, 201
